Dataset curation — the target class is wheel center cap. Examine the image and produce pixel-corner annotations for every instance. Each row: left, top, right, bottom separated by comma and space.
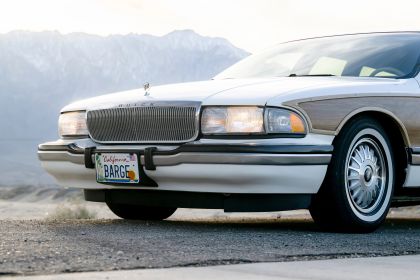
364, 167, 373, 182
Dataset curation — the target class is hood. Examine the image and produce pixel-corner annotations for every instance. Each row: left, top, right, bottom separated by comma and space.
62, 77, 419, 112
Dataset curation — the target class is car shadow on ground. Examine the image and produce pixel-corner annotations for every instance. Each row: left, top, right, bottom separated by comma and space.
59, 216, 420, 233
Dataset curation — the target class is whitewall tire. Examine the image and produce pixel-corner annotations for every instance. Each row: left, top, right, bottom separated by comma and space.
310, 117, 394, 232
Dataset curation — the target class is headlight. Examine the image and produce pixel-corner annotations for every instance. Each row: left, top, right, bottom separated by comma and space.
58, 111, 88, 137
201, 106, 306, 135
201, 107, 264, 134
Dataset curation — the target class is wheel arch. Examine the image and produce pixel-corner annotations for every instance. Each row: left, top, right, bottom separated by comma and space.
335, 107, 410, 146
334, 107, 409, 190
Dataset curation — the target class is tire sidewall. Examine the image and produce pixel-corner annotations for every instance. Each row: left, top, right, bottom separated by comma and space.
331, 118, 394, 228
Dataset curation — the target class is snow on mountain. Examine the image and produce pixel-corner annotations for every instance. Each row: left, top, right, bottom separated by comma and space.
0, 30, 249, 139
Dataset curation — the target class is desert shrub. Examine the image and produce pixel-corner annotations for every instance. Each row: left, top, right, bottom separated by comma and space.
47, 204, 97, 220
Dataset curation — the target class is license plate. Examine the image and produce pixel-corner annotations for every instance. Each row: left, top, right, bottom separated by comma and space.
95, 153, 140, 184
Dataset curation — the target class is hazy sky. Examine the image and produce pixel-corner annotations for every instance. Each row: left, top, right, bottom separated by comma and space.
1, 0, 419, 52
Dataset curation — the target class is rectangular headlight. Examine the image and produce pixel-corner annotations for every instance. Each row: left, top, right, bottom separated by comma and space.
58, 111, 88, 137
201, 107, 264, 134
201, 106, 306, 135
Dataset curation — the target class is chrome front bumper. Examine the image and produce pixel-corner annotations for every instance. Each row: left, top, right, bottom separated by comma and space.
38, 138, 333, 194
38, 139, 332, 167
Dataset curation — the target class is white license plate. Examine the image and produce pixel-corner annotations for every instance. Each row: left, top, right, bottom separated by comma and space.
95, 153, 140, 184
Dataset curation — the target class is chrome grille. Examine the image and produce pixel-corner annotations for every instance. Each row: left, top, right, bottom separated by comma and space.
87, 104, 199, 143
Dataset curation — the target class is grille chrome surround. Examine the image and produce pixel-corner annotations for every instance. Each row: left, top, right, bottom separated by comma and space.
87, 102, 201, 144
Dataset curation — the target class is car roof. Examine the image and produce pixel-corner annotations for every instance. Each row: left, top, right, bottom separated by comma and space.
285, 31, 420, 44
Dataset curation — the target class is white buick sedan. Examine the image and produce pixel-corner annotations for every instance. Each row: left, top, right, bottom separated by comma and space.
39, 32, 420, 232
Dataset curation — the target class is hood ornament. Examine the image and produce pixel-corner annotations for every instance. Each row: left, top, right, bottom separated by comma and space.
143, 82, 151, 96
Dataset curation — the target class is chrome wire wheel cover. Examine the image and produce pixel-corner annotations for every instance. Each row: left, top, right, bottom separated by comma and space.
345, 138, 387, 214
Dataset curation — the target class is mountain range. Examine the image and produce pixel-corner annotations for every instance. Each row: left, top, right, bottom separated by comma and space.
0, 30, 249, 140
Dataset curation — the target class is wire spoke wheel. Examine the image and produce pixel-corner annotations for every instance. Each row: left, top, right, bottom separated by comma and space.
345, 138, 387, 215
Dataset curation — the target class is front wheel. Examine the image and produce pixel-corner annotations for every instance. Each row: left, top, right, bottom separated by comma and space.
310, 117, 394, 232
106, 202, 177, 221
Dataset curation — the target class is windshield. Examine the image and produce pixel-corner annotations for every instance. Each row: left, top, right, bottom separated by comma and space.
215, 33, 420, 79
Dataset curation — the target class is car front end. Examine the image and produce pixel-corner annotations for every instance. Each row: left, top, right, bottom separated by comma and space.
38, 97, 333, 212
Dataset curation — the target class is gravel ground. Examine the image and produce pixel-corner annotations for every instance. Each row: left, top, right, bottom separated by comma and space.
1, 214, 420, 276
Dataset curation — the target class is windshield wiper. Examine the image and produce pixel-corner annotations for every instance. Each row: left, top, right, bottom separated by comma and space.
288, 74, 336, 77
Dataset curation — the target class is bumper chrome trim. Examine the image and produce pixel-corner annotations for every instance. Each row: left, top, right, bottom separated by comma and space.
38, 150, 85, 165
38, 140, 332, 167
38, 140, 86, 154
38, 150, 331, 166
147, 152, 331, 166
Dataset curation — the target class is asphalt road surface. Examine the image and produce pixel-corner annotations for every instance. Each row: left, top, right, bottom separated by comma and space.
2, 217, 420, 277
4, 255, 420, 280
